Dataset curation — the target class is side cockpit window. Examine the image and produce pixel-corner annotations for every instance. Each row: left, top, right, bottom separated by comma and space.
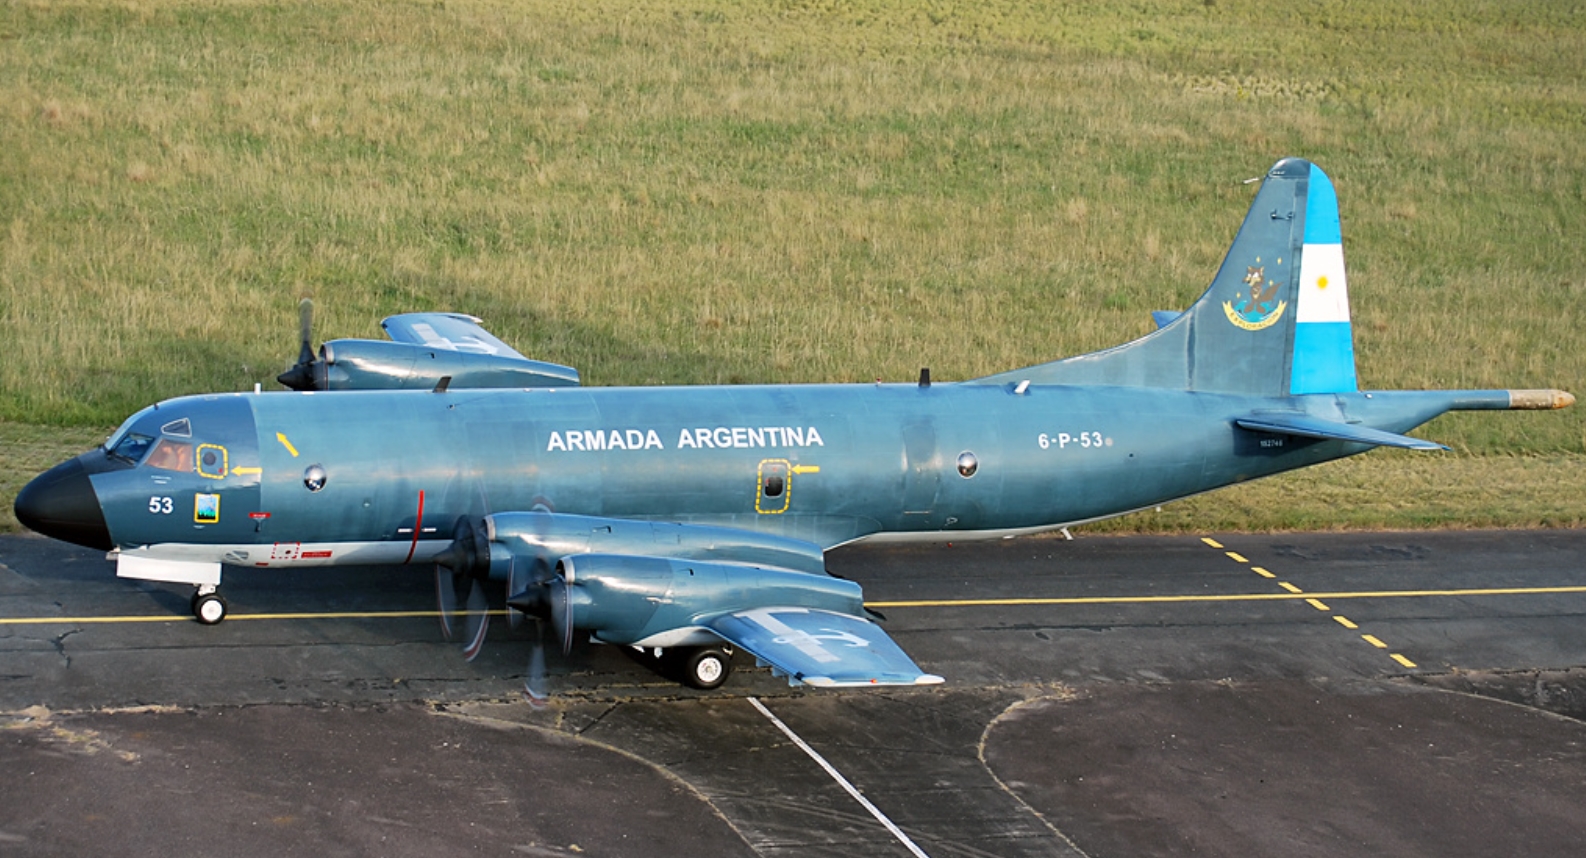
145, 439, 195, 472
108, 433, 156, 464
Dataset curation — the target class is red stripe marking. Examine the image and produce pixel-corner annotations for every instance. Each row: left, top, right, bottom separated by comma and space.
403, 489, 426, 564
301, 550, 333, 559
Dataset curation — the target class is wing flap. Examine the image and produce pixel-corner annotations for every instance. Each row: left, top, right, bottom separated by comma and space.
707, 607, 942, 688
1235, 413, 1448, 451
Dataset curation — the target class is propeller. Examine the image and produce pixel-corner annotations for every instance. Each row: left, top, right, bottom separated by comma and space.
507, 557, 577, 705
432, 516, 492, 662
438, 509, 573, 701
277, 297, 323, 391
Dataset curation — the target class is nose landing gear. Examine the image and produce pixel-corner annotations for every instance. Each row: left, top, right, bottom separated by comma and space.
191, 585, 228, 624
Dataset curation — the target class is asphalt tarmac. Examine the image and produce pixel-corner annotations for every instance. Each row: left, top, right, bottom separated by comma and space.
2, 529, 1584, 857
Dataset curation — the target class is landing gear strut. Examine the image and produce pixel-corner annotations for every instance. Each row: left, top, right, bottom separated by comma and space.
191, 585, 228, 625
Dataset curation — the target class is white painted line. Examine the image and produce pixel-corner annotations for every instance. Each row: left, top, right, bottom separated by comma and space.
748, 697, 931, 858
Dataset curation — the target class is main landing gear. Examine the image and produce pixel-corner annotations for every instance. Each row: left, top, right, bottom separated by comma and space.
191, 585, 228, 625
634, 645, 736, 689
671, 645, 735, 690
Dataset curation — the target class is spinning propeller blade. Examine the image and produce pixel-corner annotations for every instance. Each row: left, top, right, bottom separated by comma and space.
461, 579, 490, 662
548, 575, 575, 656
506, 557, 530, 631
277, 297, 322, 391
523, 620, 550, 706
434, 564, 459, 642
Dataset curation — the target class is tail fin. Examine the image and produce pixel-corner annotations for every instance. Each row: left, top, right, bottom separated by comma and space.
973, 157, 1357, 397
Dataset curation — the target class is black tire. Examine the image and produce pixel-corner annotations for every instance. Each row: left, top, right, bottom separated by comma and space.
678, 647, 733, 690
194, 592, 228, 625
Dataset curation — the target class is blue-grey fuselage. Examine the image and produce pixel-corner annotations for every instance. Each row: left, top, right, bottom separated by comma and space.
80, 382, 1505, 567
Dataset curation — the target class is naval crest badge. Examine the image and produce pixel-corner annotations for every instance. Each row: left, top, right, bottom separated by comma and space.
1223, 264, 1287, 331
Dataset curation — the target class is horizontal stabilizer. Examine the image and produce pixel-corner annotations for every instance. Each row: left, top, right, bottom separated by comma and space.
1235, 413, 1448, 451
708, 606, 943, 688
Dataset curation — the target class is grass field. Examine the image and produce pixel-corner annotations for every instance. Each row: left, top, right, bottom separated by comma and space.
2, 0, 1582, 532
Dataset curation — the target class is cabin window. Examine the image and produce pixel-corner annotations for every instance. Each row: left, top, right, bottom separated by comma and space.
756, 459, 791, 514
196, 444, 229, 479
957, 451, 979, 478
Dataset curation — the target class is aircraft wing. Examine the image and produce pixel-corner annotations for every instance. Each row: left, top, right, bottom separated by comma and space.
380, 313, 529, 359
1235, 412, 1449, 450
706, 606, 944, 688
298, 312, 581, 389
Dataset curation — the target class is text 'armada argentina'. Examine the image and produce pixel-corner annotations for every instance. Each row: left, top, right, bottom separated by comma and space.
546, 426, 825, 452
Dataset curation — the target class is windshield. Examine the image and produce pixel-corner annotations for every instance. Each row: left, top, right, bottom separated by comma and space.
102, 407, 153, 453
108, 432, 156, 464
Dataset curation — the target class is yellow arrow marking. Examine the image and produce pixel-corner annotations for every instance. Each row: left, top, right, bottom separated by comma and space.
792, 465, 821, 475
276, 433, 299, 457
233, 467, 262, 476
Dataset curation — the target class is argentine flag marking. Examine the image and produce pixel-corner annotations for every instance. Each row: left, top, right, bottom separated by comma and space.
1290, 164, 1357, 394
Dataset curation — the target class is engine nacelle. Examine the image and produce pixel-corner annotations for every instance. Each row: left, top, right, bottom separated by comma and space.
556, 553, 863, 646
316, 339, 579, 391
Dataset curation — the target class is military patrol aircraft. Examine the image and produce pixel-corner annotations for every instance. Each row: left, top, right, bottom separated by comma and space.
14, 158, 1574, 694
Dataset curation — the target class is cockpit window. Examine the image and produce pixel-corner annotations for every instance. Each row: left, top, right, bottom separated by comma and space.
145, 439, 195, 472
104, 408, 151, 453
108, 432, 156, 464
160, 417, 192, 438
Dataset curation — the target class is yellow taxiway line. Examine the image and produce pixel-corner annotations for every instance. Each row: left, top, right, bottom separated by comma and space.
0, 610, 495, 626
865, 585, 1586, 609
1, 585, 1584, 625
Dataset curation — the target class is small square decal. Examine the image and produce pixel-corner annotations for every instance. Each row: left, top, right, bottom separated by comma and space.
194, 493, 220, 524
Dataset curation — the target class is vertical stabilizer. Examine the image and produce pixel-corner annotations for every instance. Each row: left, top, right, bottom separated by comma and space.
974, 158, 1359, 397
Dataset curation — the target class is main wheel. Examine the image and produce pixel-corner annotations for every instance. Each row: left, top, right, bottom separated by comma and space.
678, 646, 733, 690
194, 592, 229, 625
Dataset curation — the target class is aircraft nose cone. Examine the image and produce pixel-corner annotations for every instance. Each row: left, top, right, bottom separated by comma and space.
14, 455, 112, 551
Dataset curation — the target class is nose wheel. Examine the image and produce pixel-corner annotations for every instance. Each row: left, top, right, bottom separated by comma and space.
191, 586, 228, 625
